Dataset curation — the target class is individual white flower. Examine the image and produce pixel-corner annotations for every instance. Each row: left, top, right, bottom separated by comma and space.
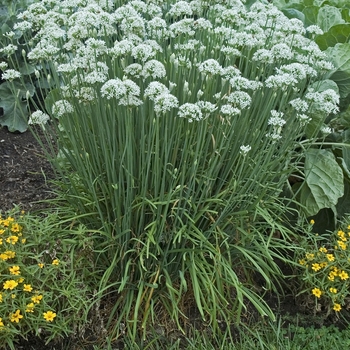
110, 39, 134, 57
297, 113, 312, 126
124, 63, 143, 78
142, 60, 166, 79
221, 46, 242, 57
129, 0, 147, 13
320, 125, 332, 135
197, 59, 222, 75
27, 42, 60, 61
113, 4, 139, 22
168, 1, 193, 17
177, 103, 202, 122
84, 70, 108, 84
240, 145, 251, 156
265, 73, 298, 90
230, 76, 263, 91
144, 81, 170, 100
271, 43, 293, 60
145, 3, 162, 17
0, 62, 8, 70
101, 78, 127, 100
0, 44, 18, 55
276, 63, 310, 81
74, 87, 97, 102
147, 17, 168, 39
266, 132, 282, 142
13, 20, 33, 31
52, 100, 74, 117
153, 93, 179, 114
1, 69, 21, 81
196, 101, 217, 115
119, 79, 142, 106
252, 49, 274, 64
28, 111, 50, 127
131, 43, 156, 62
169, 18, 195, 37
120, 16, 146, 36
85, 38, 108, 56
306, 25, 323, 35
227, 91, 252, 109
289, 98, 309, 113
221, 66, 241, 80
220, 105, 240, 116
194, 18, 212, 30
268, 110, 286, 127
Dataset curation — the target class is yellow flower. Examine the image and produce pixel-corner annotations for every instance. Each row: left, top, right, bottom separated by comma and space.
333, 303, 342, 312
23, 284, 33, 292
319, 247, 327, 253
25, 303, 35, 313
6, 235, 19, 245
326, 254, 335, 262
17, 277, 24, 283
312, 263, 321, 271
312, 288, 322, 298
306, 253, 315, 260
10, 223, 21, 233
0, 318, 3, 327
9, 265, 20, 276
339, 270, 349, 280
43, 310, 57, 322
10, 309, 23, 323
3, 280, 18, 290
52, 259, 60, 266
11, 294, 16, 299
310, 219, 315, 225
329, 287, 337, 294
0, 293, 2, 302
0, 229, 4, 235
337, 241, 347, 250
299, 259, 306, 265
31, 294, 43, 304
38, 263, 44, 268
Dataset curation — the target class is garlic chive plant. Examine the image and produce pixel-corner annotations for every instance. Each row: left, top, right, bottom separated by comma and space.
9, 0, 339, 340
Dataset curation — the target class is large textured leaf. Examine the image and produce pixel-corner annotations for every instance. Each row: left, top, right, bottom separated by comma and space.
316, 24, 350, 50
317, 5, 345, 32
300, 149, 344, 216
324, 44, 350, 73
302, 6, 319, 26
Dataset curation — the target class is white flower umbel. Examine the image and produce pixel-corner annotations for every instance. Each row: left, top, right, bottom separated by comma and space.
142, 60, 166, 79
1, 69, 21, 81
226, 91, 252, 109
197, 59, 222, 76
320, 125, 332, 135
144, 81, 170, 101
124, 63, 143, 78
220, 105, 241, 116
240, 145, 251, 156
101, 78, 126, 100
177, 103, 202, 122
52, 100, 74, 118
28, 111, 50, 127
168, 1, 193, 17
153, 93, 179, 115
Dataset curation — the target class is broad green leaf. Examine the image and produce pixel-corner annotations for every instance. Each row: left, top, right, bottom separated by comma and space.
302, 6, 319, 26
316, 25, 350, 50
317, 5, 345, 32
336, 177, 350, 218
325, 43, 350, 72
328, 70, 350, 100
281, 8, 305, 22
300, 148, 344, 216
0, 97, 28, 132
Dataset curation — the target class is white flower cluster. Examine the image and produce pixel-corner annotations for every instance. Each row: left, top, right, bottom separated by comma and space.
11, 0, 339, 129
28, 111, 50, 127
1, 69, 21, 81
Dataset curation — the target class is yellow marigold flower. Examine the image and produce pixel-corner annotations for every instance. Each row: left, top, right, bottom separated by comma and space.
299, 259, 306, 265
43, 310, 57, 322
310, 219, 315, 225
52, 259, 59, 266
319, 262, 328, 268
0, 293, 2, 302
9, 265, 20, 276
6, 235, 18, 245
306, 253, 315, 260
10, 223, 21, 233
17, 277, 24, 283
339, 270, 349, 280
31, 294, 43, 304
333, 303, 342, 312
312, 288, 322, 298
3, 280, 18, 290
23, 284, 32, 292
0, 238, 2, 245
0, 229, 5, 235
10, 309, 23, 323
11, 294, 16, 299
312, 263, 321, 271
5, 250, 15, 259
21, 238, 26, 243
330, 287, 337, 294
0, 318, 3, 327
3, 217, 14, 227
38, 263, 44, 268
337, 241, 347, 250
319, 247, 327, 253
326, 254, 335, 262
25, 303, 35, 313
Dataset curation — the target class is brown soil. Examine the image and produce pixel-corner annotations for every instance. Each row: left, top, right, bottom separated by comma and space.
0, 126, 55, 213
